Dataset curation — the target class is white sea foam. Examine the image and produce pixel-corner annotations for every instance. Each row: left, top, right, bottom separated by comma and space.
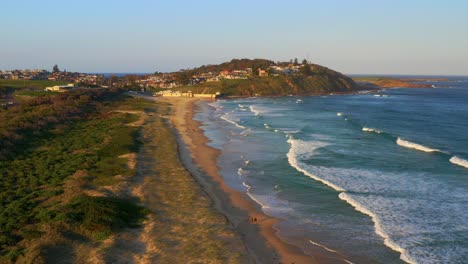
338, 193, 416, 264
247, 192, 295, 215
279, 129, 301, 135
237, 168, 248, 177
362, 127, 383, 134
286, 138, 345, 192
396, 138, 440, 153
249, 105, 261, 116
243, 181, 285, 210
337, 112, 343, 116
220, 114, 246, 129
308, 241, 355, 264
249, 105, 285, 117
247, 193, 268, 209
449, 156, 468, 169
240, 129, 251, 137
309, 240, 338, 253
208, 101, 223, 113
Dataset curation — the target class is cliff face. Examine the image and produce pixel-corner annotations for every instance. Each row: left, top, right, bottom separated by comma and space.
219, 64, 357, 97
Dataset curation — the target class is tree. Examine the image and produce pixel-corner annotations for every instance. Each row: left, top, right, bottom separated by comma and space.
251, 65, 260, 76
175, 70, 194, 85
300, 65, 313, 76
53, 64, 60, 73
293, 58, 299, 66
108, 75, 118, 88
302, 59, 308, 65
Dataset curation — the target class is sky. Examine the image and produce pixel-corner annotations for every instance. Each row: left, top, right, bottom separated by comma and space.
1, 0, 468, 75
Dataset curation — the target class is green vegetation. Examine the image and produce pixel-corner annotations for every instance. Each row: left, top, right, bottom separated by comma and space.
0, 89, 148, 262
193, 58, 274, 74
0, 79, 68, 89
0, 80, 69, 100
171, 59, 356, 96
64, 195, 148, 240
177, 73, 355, 97
14, 90, 60, 97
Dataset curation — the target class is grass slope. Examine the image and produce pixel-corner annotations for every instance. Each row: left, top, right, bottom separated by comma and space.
0, 90, 147, 262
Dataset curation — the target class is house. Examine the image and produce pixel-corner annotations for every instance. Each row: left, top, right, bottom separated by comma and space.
258, 68, 268, 77
154, 90, 220, 99
44, 83, 75, 92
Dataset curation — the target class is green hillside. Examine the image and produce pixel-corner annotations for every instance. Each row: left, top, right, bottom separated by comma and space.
176, 62, 357, 97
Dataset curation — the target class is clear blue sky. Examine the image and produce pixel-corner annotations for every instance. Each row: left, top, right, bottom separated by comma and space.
1, 0, 467, 75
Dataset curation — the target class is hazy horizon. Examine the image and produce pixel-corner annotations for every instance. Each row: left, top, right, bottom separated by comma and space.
2, 0, 467, 75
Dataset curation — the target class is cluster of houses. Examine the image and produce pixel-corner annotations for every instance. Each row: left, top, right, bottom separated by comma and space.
0, 69, 49, 80
137, 64, 308, 90
154, 90, 221, 99
0, 69, 104, 86
47, 71, 103, 86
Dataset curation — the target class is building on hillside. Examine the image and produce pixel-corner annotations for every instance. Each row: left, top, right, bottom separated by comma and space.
44, 84, 75, 92
154, 90, 220, 99
258, 68, 269, 77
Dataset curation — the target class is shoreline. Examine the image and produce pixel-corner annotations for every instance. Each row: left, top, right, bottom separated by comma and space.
160, 97, 348, 263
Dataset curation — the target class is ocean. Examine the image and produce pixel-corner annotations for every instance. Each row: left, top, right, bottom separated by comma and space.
194, 77, 468, 264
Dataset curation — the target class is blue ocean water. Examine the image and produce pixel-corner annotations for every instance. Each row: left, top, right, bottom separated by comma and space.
194, 77, 468, 264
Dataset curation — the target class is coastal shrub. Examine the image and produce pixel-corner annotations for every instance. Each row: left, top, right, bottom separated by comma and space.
64, 195, 147, 239
0, 92, 146, 259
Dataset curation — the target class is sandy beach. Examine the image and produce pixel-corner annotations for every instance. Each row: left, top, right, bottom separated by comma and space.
159, 97, 322, 263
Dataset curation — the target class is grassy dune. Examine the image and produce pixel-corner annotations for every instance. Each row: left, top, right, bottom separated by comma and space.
115, 101, 246, 263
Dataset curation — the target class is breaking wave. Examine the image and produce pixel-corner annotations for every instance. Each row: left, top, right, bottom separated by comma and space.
362, 127, 383, 134
220, 114, 246, 129
249, 105, 261, 116
286, 137, 345, 192
309, 240, 338, 253
339, 193, 416, 264
449, 156, 468, 169
396, 138, 440, 153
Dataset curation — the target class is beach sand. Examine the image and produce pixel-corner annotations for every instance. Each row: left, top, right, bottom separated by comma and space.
160, 97, 321, 263
105, 99, 248, 263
